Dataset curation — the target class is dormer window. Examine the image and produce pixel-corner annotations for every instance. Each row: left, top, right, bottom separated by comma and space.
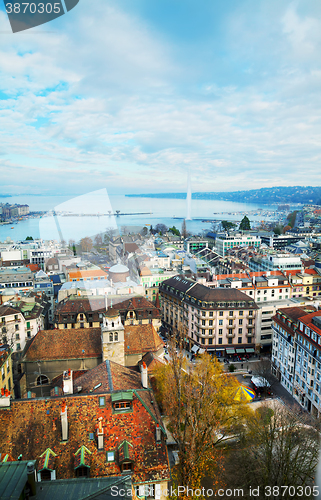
111, 391, 133, 413
118, 440, 134, 472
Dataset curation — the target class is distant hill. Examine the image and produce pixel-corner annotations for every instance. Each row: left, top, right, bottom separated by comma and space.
127, 186, 321, 204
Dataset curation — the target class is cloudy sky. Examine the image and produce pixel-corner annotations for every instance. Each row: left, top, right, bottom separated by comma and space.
0, 0, 321, 196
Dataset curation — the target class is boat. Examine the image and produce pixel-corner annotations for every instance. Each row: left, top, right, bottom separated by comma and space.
11, 227, 14, 229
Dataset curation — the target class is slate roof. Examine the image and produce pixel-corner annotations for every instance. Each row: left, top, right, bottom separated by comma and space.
0, 390, 170, 484
124, 325, 164, 355
23, 329, 102, 362
160, 276, 257, 307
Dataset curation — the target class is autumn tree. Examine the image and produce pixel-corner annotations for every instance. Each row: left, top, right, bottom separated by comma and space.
79, 237, 93, 253
154, 350, 251, 494
223, 403, 320, 499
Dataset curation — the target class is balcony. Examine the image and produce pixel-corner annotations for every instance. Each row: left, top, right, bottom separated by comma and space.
246, 331, 255, 337
226, 332, 235, 338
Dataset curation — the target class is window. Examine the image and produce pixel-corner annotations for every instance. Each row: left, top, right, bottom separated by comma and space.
219, 311, 223, 316
238, 328, 242, 334
228, 338, 232, 344
209, 311, 213, 317
239, 311, 243, 316
238, 337, 242, 344
15, 324, 19, 331
14, 315, 18, 321
239, 319, 243, 325
109, 333, 113, 342
248, 319, 253, 325
249, 311, 253, 316
122, 463, 132, 471
16, 343, 21, 351
219, 329, 222, 335
114, 401, 131, 410
114, 332, 118, 341
218, 338, 222, 344
15, 333, 20, 340
40, 470, 52, 481
229, 311, 233, 316
209, 320, 213, 326
219, 320, 223, 325
76, 466, 89, 477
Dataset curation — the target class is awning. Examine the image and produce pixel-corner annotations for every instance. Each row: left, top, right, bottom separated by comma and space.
226, 348, 235, 354
236, 348, 245, 354
191, 345, 200, 354
111, 391, 133, 403
245, 348, 255, 353
198, 348, 205, 354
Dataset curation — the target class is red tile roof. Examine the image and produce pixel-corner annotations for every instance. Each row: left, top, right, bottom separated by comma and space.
124, 325, 164, 355
0, 390, 170, 483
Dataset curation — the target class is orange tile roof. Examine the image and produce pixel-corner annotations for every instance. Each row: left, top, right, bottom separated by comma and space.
68, 270, 108, 280
0, 391, 170, 483
124, 325, 164, 355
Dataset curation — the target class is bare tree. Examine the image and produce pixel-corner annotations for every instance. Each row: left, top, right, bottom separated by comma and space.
223, 403, 320, 499
79, 237, 93, 253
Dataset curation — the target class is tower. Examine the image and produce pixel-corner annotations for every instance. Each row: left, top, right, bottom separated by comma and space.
101, 308, 125, 366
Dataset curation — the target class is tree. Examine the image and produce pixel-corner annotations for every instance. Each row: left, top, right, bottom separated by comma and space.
79, 237, 93, 253
239, 216, 251, 231
181, 219, 188, 238
155, 223, 168, 234
273, 224, 283, 235
283, 225, 292, 234
94, 234, 103, 247
223, 403, 320, 499
154, 350, 250, 493
221, 220, 236, 231
141, 226, 148, 236
169, 226, 180, 236
25, 236, 33, 240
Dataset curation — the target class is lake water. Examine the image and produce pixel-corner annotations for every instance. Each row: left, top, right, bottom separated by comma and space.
0, 191, 282, 243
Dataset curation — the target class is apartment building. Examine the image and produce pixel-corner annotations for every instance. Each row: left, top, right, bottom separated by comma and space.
0, 345, 13, 396
159, 276, 258, 357
271, 306, 321, 417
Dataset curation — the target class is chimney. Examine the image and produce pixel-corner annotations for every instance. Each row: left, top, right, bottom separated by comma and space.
141, 361, 148, 389
63, 369, 73, 395
27, 461, 36, 497
156, 423, 161, 443
61, 402, 68, 441
97, 417, 104, 450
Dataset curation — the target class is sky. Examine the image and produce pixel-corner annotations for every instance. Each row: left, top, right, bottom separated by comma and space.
1, 0, 321, 196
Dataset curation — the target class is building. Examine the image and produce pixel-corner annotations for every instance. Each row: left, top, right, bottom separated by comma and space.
0, 345, 13, 395
159, 276, 258, 357
260, 233, 305, 249
184, 237, 208, 254
215, 233, 261, 257
0, 361, 170, 496
248, 253, 303, 273
0, 267, 34, 298
271, 306, 321, 417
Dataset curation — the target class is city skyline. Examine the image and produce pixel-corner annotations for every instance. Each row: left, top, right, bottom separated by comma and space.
1, 0, 321, 196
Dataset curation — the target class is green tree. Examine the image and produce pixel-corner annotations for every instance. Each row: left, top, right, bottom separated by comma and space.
221, 220, 236, 231
25, 236, 33, 240
239, 215, 251, 231
169, 226, 180, 236
273, 224, 283, 235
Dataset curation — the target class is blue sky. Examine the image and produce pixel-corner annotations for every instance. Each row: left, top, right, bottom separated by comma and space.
1, 0, 321, 196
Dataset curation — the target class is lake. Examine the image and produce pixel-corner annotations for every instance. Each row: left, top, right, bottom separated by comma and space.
0, 191, 283, 243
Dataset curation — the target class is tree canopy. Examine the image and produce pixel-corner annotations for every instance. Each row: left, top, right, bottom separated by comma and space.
239, 215, 251, 231
154, 350, 251, 493
221, 220, 236, 231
